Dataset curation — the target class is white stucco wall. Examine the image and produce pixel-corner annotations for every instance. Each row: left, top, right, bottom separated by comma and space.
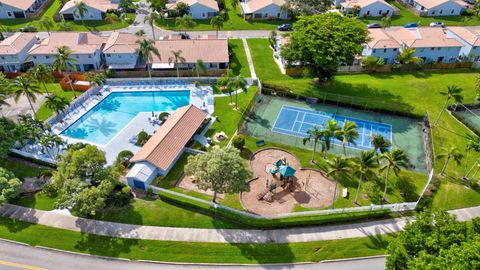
105, 52, 139, 69
251, 4, 288, 19
0, 37, 38, 72
60, 5, 105, 20
410, 46, 461, 63
31, 50, 102, 71
0, 3, 26, 18
358, 2, 394, 17
188, 3, 218, 19
362, 46, 399, 64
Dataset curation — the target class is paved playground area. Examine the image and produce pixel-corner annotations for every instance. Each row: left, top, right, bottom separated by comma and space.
241, 148, 335, 216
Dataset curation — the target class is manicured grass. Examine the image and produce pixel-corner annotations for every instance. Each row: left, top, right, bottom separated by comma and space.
35, 83, 82, 121
10, 193, 57, 211
247, 38, 480, 209
228, 39, 251, 78
0, 216, 393, 263
157, 0, 284, 31
0, 158, 46, 179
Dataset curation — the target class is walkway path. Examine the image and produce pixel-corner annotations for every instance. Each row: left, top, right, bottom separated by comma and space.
1, 204, 479, 243
242, 38, 257, 79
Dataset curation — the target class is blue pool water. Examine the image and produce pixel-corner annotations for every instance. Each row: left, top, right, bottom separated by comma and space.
272, 105, 392, 150
61, 91, 190, 145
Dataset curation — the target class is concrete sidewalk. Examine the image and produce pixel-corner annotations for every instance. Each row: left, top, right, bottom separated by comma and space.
1, 204, 479, 243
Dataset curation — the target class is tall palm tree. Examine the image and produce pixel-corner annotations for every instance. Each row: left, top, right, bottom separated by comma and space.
27, 64, 54, 97
303, 125, 322, 163
437, 146, 463, 176
370, 133, 391, 154
144, 12, 162, 40
321, 119, 340, 158
210, 15, 224, 38
192, 59, 207, 78
105, 13, 119, 32
52, 45, 78, 98
11, 75, 42, 116
168, 50, 186, 78
326, 156, 351, 209
434, 85, 463, 125
463, 134, 480, 179
136, 39, 159, 79
36, 16, 54, 36
380, 148, 409, 201
227, 74, 247, 108
381, 16, 391, 28
175, 14, 196, 35
74, 1, 88, 25
335, 120, 359, 156
45, 95, 70, 116
352, 151, 378, 205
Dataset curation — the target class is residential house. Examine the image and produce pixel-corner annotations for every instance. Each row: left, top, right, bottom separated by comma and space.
239, 0, 288, 20
0, 33, 38, 72
103, 32, 141, 70
28, 32, 106, 71
150, 37, 229, 70
0, 0, 47, 18
127, 104, 207, 190
446, 26, 480, 61
166, 0, 219, 19
339, 0, 396, 17
386, 27, 463, 63
362, 29, 400, 64
400, 0, 465, 16
59, 0, 118, 21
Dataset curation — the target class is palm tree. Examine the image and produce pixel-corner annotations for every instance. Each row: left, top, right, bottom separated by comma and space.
168, 50, 186, 78
437, 146, 463, 176
11, 75, 42, 116
39, 134, 65, 159
320, 119, 341, 158
192, 59, 207, 78
105, 13, 119, 32
74, 1, 88, 25
36, 16, 54, 36
326, 156, 351, 209
434, 85, 463, 125
135, 29, 146, 37
303, 125, 322, 163
335, 120, 359, 156
463, 134, 480, 179
380, 148, 409, 201
85, 72, 105, 87
175, 14, 196, 35
45, 95, 70, 116
352, 151, 378, 205
0, 76, 10, 115
227, 74, 247, 108
52, 45, 78, 98
370, 133, 391, 154
136, 39, 159, 79
210, 15, 224, 38
381, 16, 391, 28
27, 64, 54, 97
144, 12, 162, 40
57, 20, 73, 31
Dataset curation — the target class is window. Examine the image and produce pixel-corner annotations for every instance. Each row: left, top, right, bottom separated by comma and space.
386, 10, 390, 14
107, 54, 111, 57
45, 56, 49, 59
76, 55, 79, 59
431, 48, 435, 51
378, 10, 382, 15
202, 13, 205, 17
118, 55, 121, 58
33, 56, 37, 59
265, 13, 268, 18
439, 10, 443, 14
88, 55, 92, 58
437, 47, 441, 51
432, 11, 435, 15
373, 49, 376, 53
393, 48, 397, 51
0, 57, 4, 60
383, 48, 387, 53
451, 9, 454, 14
7, 12, 11, 16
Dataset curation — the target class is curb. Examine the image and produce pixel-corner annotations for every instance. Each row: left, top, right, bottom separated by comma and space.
0, 238, 30, 247
320, 255, 388, 263
34, 245, 131, 262
136, 259, 314, 266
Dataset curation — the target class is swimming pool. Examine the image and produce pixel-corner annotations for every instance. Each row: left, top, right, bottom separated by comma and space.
61, 91, 190, 145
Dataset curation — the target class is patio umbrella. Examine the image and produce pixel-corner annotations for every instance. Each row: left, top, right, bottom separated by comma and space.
279, 165, 296, 177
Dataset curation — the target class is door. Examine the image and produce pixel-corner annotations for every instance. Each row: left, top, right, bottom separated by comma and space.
133, 180, 145, 190
63, 13, 75, 20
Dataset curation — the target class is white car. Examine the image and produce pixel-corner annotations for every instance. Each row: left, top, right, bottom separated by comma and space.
429, 22, 444, 27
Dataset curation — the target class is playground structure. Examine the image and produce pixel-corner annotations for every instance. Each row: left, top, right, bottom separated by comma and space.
241, 148, 336, 216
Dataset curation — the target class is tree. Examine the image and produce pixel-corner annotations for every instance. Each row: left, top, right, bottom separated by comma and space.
175, 1, 190, 17
168, 50, 186, 78
352, 151, 378, 205
232, 135, 245, 150
104, 13, 120, 32
335, 120, 359, 156
463, 134, 480, 179
287, 0, 331, 15
52, 45, 78, 98
320, 119, 341, 158
381, 16, 391, 28
27, 64, 54, 97
144, 12, 162, 40
396, 47, 423, 65
0, 167, 21, 205
326, 156, 351, 209
0, 118, 17, 157
218, 69, 235, 103
136, 39, 160, 79
380, 148, 409, 201
57, 20, 73, 31
36, 16, 54, 36
192, 59, 207, 78
0, 73, 10, 114
434, 85, 463, 126
370, 133, 391, 154
351, 5, 361, 16
135, 29, 146, 37
280, 13, 368, 82
39, 133, 65, 159
184, 147, 251, 202
210, 15, 224, 38
361, 56, 385, 72
473, 0, 480, 17
11, 75, 42, 116
119, 0, 134, 11
147, 0, 167, 13
227, 74, 247, 108
437, 146, 463, 176
175, 14, 196, 35
74, 1, 88, 25
45, 95, 70, 116
85, 72, 105, 87
303, 125, 322, 163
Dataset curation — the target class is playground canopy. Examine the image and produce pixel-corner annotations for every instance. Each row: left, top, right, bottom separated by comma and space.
279, 165, 296, 177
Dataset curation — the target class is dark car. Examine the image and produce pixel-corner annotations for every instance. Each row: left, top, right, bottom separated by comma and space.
367, 23, 382, 29
277, 24, 292, 31
404, 22, 419, 28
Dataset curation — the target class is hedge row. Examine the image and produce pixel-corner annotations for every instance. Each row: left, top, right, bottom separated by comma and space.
8, 151, 56, 168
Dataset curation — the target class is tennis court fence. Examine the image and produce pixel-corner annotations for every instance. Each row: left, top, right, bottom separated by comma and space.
449, 103, 480, 136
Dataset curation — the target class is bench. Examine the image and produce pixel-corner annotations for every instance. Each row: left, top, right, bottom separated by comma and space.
342, 188, 348, 198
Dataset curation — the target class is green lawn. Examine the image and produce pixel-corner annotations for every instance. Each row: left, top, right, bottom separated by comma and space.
157, 0, 284, 31
35, 83, 82, 121
0, 216, 393, 263
229, 39, 251, 78
0, 158, 46, 179
247, 38, 480, 209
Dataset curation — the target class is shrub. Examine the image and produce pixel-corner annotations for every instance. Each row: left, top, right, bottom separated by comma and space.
136, 131, 150, 146
107, 185, 132, 207
158, 112, 170, 122
116, 150, 134, 165
146, 187, 154, 197
42, 182, 58, 198
232, 134, 245, 150
363, 181, 382, 204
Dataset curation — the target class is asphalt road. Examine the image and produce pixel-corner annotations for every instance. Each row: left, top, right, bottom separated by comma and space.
0, 240, 386, 270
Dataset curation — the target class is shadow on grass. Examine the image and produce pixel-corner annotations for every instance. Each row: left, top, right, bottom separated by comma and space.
74, 232, 139, 258
94, 201, 144, 226
0, 207, 38, 233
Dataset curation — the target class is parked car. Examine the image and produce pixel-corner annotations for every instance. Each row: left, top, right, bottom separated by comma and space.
277, 24, 292, 31
429, 21, 444, 27
404, 22, 419, 28
464, 0, 475, 4
367, 23, 382, 29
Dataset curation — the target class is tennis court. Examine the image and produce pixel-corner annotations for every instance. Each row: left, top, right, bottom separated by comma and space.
272, 105, 392, 151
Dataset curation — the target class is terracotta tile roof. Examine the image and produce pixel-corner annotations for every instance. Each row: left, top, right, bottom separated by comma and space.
367, 29, 400, 49
131, 105, 207, 171
414, 0, 463, 9
341, 0, 392, 8
60, 0, 118, 13
0, 0, 35, 10
150, 38, 229, 64
387, 27, 462, 48
167, 0, 219, 11
28, 32, 106, 55
448, 26, 480, 46
243, 0, 285, 13
103, 32, 140, 54
0, 33, 37, 55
